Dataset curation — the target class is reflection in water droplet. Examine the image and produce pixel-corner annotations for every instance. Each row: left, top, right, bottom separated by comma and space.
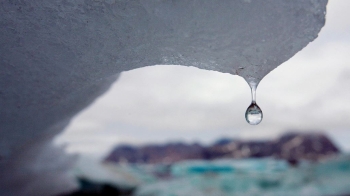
245, 78, 263, 125
245, 102, 263, 125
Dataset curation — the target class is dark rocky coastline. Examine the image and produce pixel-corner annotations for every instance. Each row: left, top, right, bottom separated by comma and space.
105, 132, 340, 164
59, 178, 134, 196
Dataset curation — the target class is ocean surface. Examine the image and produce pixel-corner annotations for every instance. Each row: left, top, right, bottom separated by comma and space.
75, 155, 350, 196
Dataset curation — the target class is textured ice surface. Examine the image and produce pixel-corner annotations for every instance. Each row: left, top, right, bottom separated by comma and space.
0, 0, 327, 195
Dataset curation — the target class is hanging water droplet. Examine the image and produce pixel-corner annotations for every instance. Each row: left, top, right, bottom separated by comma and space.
245, 102, 263, 125
245, 78, 263, 125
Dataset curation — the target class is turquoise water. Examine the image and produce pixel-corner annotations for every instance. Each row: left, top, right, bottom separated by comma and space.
74, 155, 350, 196
134, 155, 350, 196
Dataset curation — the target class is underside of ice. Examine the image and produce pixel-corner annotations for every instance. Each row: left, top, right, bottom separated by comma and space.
0, 0, 327, 195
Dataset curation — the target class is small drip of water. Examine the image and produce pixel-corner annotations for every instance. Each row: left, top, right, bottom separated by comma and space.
245, 82, 263, 125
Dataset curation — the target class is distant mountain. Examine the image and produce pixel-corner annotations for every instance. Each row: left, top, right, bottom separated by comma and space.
206, 132, 340, 161
105, 142, 205, 164
212, 138, 236, 146
104, 132, 340, 164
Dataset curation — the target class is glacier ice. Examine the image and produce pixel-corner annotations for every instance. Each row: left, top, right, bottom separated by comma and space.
0, 0, 327, 195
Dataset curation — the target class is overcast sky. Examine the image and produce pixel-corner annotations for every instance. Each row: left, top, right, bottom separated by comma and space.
55, 1, 350, 159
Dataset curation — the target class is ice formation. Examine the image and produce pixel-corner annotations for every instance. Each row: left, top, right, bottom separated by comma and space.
0, 0, 327, 195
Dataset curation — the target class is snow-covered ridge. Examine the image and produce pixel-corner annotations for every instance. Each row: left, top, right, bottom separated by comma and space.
0, 0, 327, 195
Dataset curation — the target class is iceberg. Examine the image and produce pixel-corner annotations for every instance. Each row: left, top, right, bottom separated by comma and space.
0, 0, 327, 195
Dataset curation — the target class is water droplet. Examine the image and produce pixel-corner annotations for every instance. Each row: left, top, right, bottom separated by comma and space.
245, 102, 263, 125
245, 79, 263, 125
